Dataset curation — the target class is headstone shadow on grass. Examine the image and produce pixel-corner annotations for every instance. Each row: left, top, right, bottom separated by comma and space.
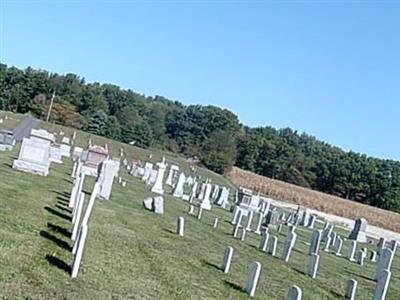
45, 254, 71, 274
162, 228, 176, 235
200, 259, 220, 271
55, 204, 72, 213
345, 270, 374, 282
44, 206, 72, 221
47, 222, 71, 238
40, 230, 72, 251
51, 190, 71, 200
223, 280, 245, 293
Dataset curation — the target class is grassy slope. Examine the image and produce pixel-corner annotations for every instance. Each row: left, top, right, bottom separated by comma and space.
0, 114, 399, 299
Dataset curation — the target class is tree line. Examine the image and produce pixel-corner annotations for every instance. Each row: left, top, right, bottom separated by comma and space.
1, 64, 400, 212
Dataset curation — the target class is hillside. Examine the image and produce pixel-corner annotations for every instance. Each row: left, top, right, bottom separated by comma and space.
1, 64, 400, 213
1, 116, 399, 299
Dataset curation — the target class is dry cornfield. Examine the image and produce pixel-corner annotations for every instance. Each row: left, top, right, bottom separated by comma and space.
228, 166, 400, 233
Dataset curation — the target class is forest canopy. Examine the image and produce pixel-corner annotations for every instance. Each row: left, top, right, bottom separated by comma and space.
1, 63, 400, 213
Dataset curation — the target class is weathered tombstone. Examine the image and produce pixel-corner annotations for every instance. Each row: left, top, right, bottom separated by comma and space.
323, 235, 332, 252
287, 285, 302, 300
307, 215, 316, 229
348, 218, 368, 243
370, 250, 377, 262
13, 137, 51, 176
356, 250, 366, 266
166, 165, 179, 186
197, 207, 203, 220
268, 236, 278, 256
377, 237, 386, 256
97, 159, 120, 200
277, 224, 283, 233
121, 181, 126, 187
49, 144, 63, 163
173, 172, 186, 198
307, 253, 320, 278
387, 240, 398, 254
259, 229, 269, 252
245, 261, 261, 297
373, 269, 391, 300
254, 212, 264, 235
345, 279, 358, 300
177, 217, 184, 236
348, 240, 357, 262
142, 162, 154, 182
330, 231, 337, 247
153, 196, 164, 214
239, 227, 247, 241
334, 236, 343, 256
69, 173, 86, 209
213, 217, 219, 228
71, 223, 88, 278
200, 182, 212, 210
83, 145, 108, 175
221, 246, 234, 273
151, 157, 167, 195
71, 192, 85, 241
375, 248, 394, 280
231, 206, 240, 224
245, 211, 254, 231
283, 226, 297, 263
188, 205, 195, 215
309, 230, 322, 255
0, 130, 15, 151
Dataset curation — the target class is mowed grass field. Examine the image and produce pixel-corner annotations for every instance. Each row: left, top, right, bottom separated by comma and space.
0, 116, 399, 299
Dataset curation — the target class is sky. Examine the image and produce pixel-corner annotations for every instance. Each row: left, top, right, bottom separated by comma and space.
1, 1, 400, 160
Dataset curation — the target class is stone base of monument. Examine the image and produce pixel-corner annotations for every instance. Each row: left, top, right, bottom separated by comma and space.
12, 160, 49, 176
349, 232, 367, 243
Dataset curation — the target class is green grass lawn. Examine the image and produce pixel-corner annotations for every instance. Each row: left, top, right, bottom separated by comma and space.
0, 118, 399, 299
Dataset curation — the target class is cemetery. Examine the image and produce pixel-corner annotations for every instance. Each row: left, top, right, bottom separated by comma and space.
0, 113, 399, 299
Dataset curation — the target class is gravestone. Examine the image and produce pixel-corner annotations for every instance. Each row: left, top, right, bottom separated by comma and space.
71, 224, 88, 278
60, 144, 71, 157
307, 253, 320, 278
72, 146, 83, 159
200, 182, 212, 210
309, 230, 322, 255
307, 215, 317, 229
97, 159, 120, 200
221, 246, 234, 273
197, 207, 203, 220
213, 218, 219, 228
151, 157, 167, 195
269, 236, 278, 256
215, 186, 230, 208
259, 229, 269, 252
177, 217, 185, 236
49, 144, 63, 163
287, 285, 302, 300
71, 192, 85, 241
348, 241, 357, 262
373, 269, 391, 300
356, 250, 366, 266
334, 236, 343, 256
143, 196, 164, 214
13, 137, 51, 176
348, 218, 368, 243
377, 237, 386, 256
345, 279, 357, 300
245, 211, 254, 231
283, 226, 297, 263
166, 165, 179, 186
142, 162, 154, 182
375, 248, 394, 280
254, 212, 264, 235
173, 172, 186, 198
245, 261, 261, 297
0, 130, 15, 151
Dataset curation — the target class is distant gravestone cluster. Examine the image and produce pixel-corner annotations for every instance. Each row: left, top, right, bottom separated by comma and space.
4, 117, 399, 298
